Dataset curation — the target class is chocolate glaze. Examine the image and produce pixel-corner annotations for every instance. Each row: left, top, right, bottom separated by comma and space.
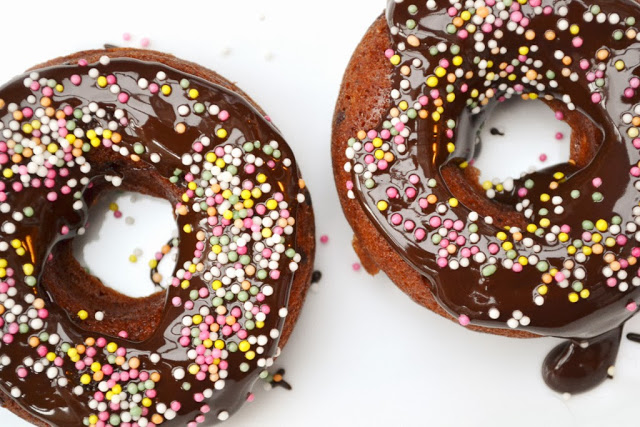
347, 0, 640, 392
0, 56, 311, 425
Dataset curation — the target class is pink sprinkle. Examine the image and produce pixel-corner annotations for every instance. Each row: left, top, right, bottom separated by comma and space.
627, 302, 638, 312
539, 154, 547, 162
114, 210, 123, 218
555, 132, 564, 140
123, 33, 131, 41
218, 110, 230, 121
118, 92, 130, 104
320, 235, 329, 244
352, 263, 361, 272
140, 37, 150, 48
458, 314, 470, 326
555, 111, 564, 120
592, 177, 602, 188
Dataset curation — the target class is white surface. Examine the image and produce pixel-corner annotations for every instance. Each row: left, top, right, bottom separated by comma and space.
0, 1, 639, 426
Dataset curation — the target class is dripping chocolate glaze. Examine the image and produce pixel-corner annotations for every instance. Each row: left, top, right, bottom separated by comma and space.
348, 0, 640, 393
0, 56, 311, 425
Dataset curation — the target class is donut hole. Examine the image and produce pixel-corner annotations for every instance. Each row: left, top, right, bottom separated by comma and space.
441, 98, 603, 228
472, 98, 572, 183
72, 191, 179, 298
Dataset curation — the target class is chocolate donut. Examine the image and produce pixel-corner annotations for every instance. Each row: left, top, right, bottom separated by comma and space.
0, 48, 315, 426
333, 0, 640, 393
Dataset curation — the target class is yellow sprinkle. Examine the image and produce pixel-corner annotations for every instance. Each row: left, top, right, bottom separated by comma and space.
77, 310, 88, 320
580, 289, 590, 299
80, 374, 91, 385
161, 85, 172, 96
188, 89, 199, 99
595, 219, 608, 232
538, 285, 548, 295
128, 255, 137, 263
390, 55, 401, 66
183, 224, 193, 233
449, 198, 459, 208
238, 341, 250, 352
377, 201, 389, 211
106, 342, 118, 353
568, 293, 580, 303
216, 128, 228, 139
266, 199, 278, 210
426, 76, 439, 87
22, 263, 34, 276
97, 76, 108, 88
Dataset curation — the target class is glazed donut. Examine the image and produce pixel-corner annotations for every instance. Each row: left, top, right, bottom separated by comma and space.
333, 0, 640, 393
0, 48, 315, 426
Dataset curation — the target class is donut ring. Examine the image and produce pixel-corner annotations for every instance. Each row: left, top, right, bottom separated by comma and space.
0, 48, 314, 426
333, 0, 640, 393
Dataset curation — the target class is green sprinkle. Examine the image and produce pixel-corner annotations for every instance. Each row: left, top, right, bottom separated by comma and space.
133, 143, 145, 155
482, 265, 497, 277
536, 261, 549, 272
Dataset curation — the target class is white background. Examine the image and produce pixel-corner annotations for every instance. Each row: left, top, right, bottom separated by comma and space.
1, 1, 639, 426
